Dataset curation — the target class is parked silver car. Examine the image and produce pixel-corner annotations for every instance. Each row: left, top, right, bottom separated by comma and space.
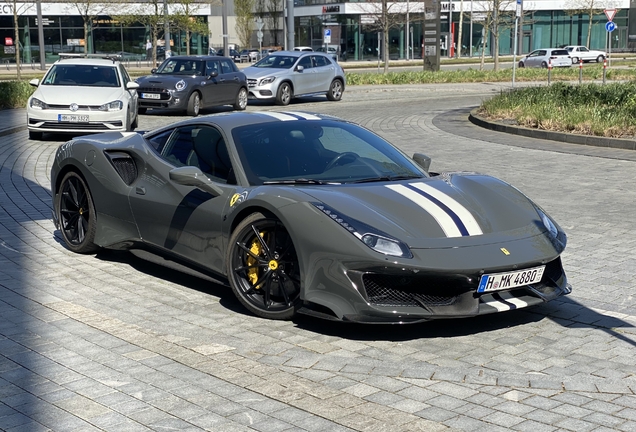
243, 51, 346, 106
518, 48, 572, 68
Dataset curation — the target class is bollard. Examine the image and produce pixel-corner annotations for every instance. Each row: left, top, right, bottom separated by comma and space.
579, 59, 583, 84
603, 59, 607, 85
547, 59, 552, 85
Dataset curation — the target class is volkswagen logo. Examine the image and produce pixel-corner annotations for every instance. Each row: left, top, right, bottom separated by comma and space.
69, 103, 79, 112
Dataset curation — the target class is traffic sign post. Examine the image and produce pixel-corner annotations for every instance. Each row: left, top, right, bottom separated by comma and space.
605, 20, 616, 68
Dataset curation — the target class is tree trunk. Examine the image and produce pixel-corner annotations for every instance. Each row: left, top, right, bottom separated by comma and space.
586, 7, 593, 47
457, 0, 464, 58
480, 21, 489, 71
84, 20, 89, 54
13, 9, 20, 80
382, 0, 389, 73
186, 30, 190, 55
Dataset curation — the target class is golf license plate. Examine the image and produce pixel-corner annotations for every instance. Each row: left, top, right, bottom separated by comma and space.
58, 114, 89, 123
141, 93, 161, 99
477, 266, 545, 293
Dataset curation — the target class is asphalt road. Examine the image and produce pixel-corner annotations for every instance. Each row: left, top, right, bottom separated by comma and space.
1, 84, 636, 432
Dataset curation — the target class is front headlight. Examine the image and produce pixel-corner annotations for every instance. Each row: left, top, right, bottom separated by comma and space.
259, 76, 276, 85
312, 202, 412, 258
175, 80, 187, 91
538, 210, 558, 238
30, 98, 48, 109
99, 100, 123, 111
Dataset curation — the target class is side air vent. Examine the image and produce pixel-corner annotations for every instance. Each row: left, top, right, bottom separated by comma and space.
105, 151, 138, 185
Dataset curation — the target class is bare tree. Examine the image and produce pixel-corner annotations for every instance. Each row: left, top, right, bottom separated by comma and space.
235, 0, 255, 49
172, 0, 209, 55
3, 0, 34, 79
474, 0, 515, 71
265, 0, 282, 46
114, 0, 168, 65
66, 0, 114, 52
565, 0, 619, 48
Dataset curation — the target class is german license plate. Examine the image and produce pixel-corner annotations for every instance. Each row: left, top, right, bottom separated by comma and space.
477, 266, 545, 293
58, 115, 89, 122
141, 93, 161, 99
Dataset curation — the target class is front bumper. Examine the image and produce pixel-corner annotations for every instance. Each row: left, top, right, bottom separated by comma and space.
137, 88, 189, 110
247, 79, 278, 100
27, 108, 126, 133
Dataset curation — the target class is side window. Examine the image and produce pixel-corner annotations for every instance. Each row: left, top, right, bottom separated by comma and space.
538, 50, 546, 56
147, 129, 174, 153
119, 65, 132, 85
190, 126, 234, 183
206, 60, 219, 76
297, 56, 312, 69
220, 59, 233, 74
313, 55, 329, 67
161, 126, 198, 167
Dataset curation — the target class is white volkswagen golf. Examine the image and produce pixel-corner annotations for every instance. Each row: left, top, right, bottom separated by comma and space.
26, 54, 139, 140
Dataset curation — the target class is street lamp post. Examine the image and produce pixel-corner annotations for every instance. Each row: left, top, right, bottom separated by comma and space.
164, 0, 171, 57
36, 0, 45, 69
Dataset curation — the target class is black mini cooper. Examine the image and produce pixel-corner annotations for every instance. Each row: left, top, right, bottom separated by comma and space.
135, 55, 248, 116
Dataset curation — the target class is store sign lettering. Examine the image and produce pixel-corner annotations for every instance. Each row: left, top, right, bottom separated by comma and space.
322, 5, 340, 13
1, 5, 13, 14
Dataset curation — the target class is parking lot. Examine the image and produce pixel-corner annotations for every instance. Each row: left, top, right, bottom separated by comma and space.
2, 83, 636, 431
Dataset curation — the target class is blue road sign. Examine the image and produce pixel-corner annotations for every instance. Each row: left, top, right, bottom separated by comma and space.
606, 21, 616, 32
324, 29, 331, 37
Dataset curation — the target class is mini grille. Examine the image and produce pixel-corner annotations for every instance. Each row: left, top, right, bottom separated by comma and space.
137, 87, 169, 93
106, 152, 138, 185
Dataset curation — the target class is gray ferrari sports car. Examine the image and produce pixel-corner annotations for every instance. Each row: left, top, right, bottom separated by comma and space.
51, 111, 571, 323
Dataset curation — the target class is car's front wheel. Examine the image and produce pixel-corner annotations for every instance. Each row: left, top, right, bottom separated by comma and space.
327, 79, 344, 101
571, 57, 579, 64
56, 172, 98, 254
227, 212, 301, 320
518, 61, 525, 68
234, 87, 248, 111
187, 92, 201, 116
276, 82, 292, 106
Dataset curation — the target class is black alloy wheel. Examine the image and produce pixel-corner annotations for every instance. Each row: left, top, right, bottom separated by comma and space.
227, 213, 301, 319
57, 172, 98, 253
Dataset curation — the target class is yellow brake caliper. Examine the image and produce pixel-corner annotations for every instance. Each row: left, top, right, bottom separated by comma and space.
247, 233, 264, 288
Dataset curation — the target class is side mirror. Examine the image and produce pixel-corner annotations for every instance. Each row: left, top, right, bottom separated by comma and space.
169, 166, 223, 197
412, 153, 431, 174
29, 78, 39, 87
151, 68, 157, 74
209, 70, 219, 78
295, 65, 304, 72
126, 81, 140, 90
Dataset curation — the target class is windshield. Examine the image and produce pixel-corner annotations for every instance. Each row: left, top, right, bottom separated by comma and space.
252, 55, 297, 69
232, 120, 425, 185
42, 64, 120, 87
156, 59, 205, 75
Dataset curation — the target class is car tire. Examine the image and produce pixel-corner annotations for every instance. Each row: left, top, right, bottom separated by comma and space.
138, 107, 147, 115
276, 82, 292, 106
327, 79, 344, 101
518, 61, 525, 68
571, 57, 578, 64
186, 92, 201, 116
131, 113, 138, 130
28, 131, 43, 140
56, 171, 99, 254
227, 212, 301, 320
541, 61, 548, 68
125, 111, 132, 132
233, 87, 248, 111
596, 55, 605, 63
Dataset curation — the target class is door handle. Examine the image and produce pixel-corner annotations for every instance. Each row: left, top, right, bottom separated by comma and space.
136, 186, 146, 195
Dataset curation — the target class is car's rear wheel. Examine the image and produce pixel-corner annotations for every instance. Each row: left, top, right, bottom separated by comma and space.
327, 79, 344, 101
57, 172, 98, 254
234, 87, 248, 110
138, 107, 147, 115
28, 131, 42, 140
187, 92, 201, 116
596, 55, 605, 63
276, 82, 292, 106
227, 212, 301, 320
541, 61, 548, 68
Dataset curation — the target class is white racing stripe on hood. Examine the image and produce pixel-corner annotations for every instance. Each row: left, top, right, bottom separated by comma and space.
258, 112, 298, 121
386, 184, 462, 238
282, 111, 321, 120
411, 182, 483, 236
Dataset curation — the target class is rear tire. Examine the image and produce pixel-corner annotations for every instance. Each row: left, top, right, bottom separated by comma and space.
571, 57, 578, 64
186, 92, 201, 116
327, 79, 343, 101
276, 82, 292, 106
541, 61, 548, 68
596, 55, 605, 63
233, 87, 248, 110
56, 172, 98, 254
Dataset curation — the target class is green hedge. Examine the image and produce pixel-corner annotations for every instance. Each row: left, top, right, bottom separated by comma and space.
0, 81, 35, 109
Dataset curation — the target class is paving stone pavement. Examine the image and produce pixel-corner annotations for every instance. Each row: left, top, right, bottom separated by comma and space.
1, 83, 636, 432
